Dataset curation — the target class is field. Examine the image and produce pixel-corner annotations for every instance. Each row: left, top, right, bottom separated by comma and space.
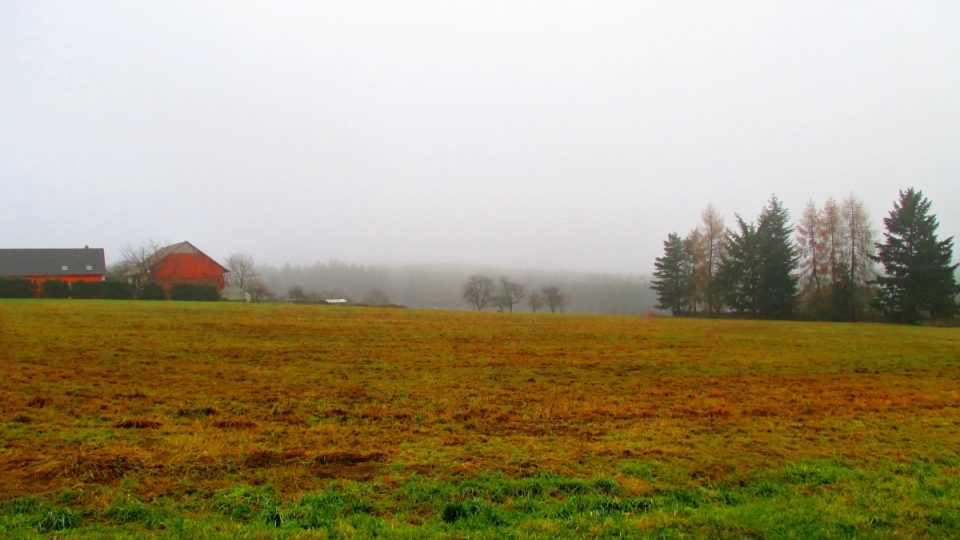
1, 300, 959, 538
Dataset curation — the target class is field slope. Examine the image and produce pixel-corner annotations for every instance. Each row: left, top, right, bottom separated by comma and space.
1, 300, 959, 538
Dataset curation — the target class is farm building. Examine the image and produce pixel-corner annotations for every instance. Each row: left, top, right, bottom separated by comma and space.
128, 241, 228, 291
0, 248, 106, 290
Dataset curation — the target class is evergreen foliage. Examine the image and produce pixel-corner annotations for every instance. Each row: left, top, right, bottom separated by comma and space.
170, 283, 221, 301
651, 233, 696, 315
716, 216, 760, 315
872, 188, 959, 323
756, 196, 799, 319
0, 279, 36, 298
40, 280, 70, 299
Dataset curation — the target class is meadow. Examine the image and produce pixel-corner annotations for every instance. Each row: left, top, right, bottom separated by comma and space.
1, 300, 959, 538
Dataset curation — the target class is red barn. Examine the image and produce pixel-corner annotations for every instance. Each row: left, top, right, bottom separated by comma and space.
0, 248, 106, 291
132, 241, 228, 291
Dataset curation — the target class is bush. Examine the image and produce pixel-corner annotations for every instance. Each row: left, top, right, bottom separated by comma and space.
102, 281, 134, 300
40, 280, 70, 298
139, 282, 167, 300
70, 281, 103, 299
170, 283, 220, 301
0, 278, 35, 298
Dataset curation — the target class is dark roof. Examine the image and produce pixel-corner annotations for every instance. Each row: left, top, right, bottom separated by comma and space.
0, 248, 106, 277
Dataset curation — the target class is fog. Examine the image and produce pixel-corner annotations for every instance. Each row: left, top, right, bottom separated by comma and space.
2, 2, 958, 274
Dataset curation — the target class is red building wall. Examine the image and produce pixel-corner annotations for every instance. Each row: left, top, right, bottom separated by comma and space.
151, 253, 226, 290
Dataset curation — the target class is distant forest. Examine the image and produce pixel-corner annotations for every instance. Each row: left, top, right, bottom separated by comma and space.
256, 262, 656, 315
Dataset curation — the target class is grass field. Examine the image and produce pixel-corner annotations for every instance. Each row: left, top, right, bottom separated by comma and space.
1, 300, 959, 538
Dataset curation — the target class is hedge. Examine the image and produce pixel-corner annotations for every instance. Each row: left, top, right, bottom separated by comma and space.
40, 280, 70, 298
0, 279, 35, 298
170, 283, 220, 301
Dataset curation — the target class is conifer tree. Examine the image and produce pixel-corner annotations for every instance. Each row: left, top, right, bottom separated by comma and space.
716, 216, 760, 316
873, 188, 959, 322
651, 233, 695, 316
756, 196, 799, 319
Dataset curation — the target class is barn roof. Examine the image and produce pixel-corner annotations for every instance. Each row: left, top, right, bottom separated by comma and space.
150, 241, 228, 272
0, 248, 106, 277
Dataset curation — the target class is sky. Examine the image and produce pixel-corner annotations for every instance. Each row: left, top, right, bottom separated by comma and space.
2, 1, 958, 274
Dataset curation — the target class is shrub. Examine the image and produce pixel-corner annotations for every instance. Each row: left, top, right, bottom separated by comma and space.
170, 283, 220, 301
0, 278, 35, 298
40, 280, 70, 298
102, 280, 134, 299
70, 281, 103, 299
139, 282, 167, 300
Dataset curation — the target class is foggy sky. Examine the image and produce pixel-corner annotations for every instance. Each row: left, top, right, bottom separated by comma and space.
2, 1, 958, 274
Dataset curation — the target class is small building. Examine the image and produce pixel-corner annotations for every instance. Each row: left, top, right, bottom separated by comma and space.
130, 241, 228, 291
0, 247, 106, 290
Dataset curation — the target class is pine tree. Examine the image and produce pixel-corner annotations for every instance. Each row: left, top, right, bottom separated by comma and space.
756, 196, 799, 319
873, 188, 959, 323
651, 233, 695, 316
716, 216, 760, 316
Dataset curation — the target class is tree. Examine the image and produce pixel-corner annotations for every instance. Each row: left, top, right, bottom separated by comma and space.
527, 291, 544, 312
462, 274, 494, 311
839, 194, 876, 320
495, 276, 525, 312
363, 287, 391, 306
250, 282, 272, 302
287, 286, 307, 302
755, 195, 799, 319
697, 204, 726, 314
716, 216, 760, 316
542, 285, 569, 313
117, 239, 165, 285
651, 233, 696, 316
225, 253, 259, 294
872, 188, 959, 323
796, 200, 827, 317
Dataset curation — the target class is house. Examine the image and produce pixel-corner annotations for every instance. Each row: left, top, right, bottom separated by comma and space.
129, 241, 228, 291
0, 247, 106, 290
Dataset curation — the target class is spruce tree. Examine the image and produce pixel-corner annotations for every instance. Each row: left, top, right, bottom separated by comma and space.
651, 233, 695, 316
756, 196, 799, 319
873, 188, 959, 323
716, 216, 760, 316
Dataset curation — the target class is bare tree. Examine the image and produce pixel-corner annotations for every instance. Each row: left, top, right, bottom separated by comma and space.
796, 200, 824, 293
119, 239, 165, 276
117, 238, 166, 292
841, 194, 876, 320
819, 197, 845, 287
527, 291, 544, 312
225, 253, 259, 293
542, 285, 569, 313
287, 286, 307, 302
698, 203, 726, 314
462, 274, 494, 311
496, 276, 525, 312
363, 287, 391, 306
842, 195, 875, 288
251, 282, 272, 302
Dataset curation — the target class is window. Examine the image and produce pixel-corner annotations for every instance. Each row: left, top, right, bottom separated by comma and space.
86, 265, 93, 271
61, 265, 69, 271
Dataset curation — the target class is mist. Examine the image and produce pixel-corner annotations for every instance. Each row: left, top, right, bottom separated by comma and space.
257, 261, 656, 314
2, 2, 958, 274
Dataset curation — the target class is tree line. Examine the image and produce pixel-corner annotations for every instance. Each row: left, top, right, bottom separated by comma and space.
652, 189, 959, 323
461, 274, 569, 313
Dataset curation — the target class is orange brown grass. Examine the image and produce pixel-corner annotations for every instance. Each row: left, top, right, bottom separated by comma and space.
1, 300, 958, 505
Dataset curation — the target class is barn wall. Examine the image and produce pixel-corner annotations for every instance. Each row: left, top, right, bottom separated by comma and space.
152, 253, 226, 290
